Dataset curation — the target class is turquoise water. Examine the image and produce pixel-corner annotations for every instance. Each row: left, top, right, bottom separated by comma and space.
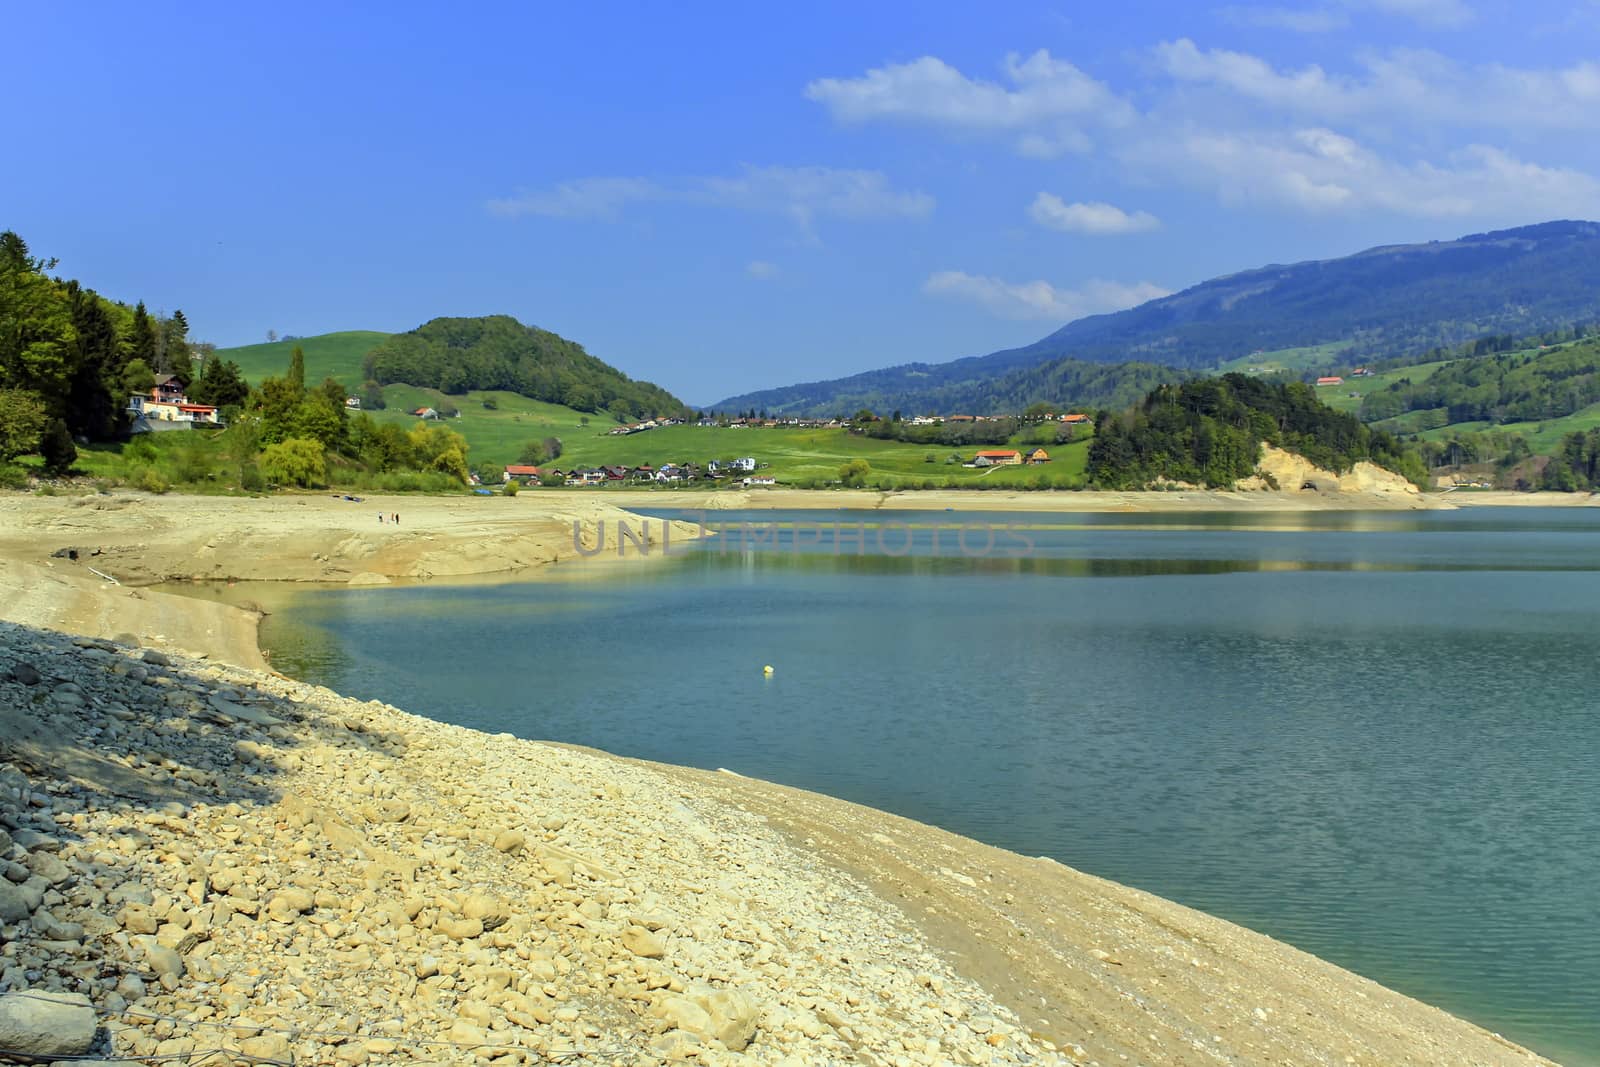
255, 507, 1600, 1065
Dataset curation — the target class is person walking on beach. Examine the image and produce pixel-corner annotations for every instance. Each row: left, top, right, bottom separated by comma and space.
378, 513, 384, 524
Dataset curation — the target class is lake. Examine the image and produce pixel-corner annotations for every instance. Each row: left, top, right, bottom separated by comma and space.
248, 506, 1600, 1065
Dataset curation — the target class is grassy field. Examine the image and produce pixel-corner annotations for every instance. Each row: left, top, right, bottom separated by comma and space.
1413, 401, 1600, 450
217, 331, 391, 389
363, 387, 604, 467
548, 425, 1091, 489
1317, 360, 1450, 414
1217, 341, 1353, 377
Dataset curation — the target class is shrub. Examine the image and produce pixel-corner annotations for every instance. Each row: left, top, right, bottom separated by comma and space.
260, 437, 327, 488
503, 479, 519, 496
132, 466, 170, 494
0, 464, 28, 490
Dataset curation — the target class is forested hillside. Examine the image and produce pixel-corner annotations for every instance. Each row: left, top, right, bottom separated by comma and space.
1088, 374, 1423, 489
718, 221, 1600, 417
363, 315, 685, 420
1359, 339, 1600, 426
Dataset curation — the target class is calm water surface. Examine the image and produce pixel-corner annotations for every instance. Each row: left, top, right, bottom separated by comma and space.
248, 507, 1600, 1065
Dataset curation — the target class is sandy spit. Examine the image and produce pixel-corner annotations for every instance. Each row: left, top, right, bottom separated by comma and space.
0, 489, 1562, 1066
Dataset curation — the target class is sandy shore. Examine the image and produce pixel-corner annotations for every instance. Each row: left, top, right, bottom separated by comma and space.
0, 490, 1563, 1065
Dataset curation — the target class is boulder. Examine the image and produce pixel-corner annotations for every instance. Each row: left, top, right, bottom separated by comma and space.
0, 990, 96, 1059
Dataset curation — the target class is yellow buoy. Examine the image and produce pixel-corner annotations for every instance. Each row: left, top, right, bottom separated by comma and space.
763, 665, 774, 676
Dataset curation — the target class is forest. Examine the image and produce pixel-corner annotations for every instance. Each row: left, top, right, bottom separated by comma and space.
362, 315, 685, 422
1088, 374, 1425, 489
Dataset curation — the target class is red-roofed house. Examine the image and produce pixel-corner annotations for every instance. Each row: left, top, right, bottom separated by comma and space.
972, 449, 1022, 467
503, 465, 542, 482
1315, 376, 1343, 386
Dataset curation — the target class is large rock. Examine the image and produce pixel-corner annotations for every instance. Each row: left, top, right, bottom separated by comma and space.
0, 990, 97, 1058
0, 880, 33, 923
701, 988, 759, 1051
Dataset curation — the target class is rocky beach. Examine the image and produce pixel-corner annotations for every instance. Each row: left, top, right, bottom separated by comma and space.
0, 490, 1567, 1066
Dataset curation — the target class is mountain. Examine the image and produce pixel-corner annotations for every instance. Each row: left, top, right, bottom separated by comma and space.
362, 315, 686, 419
716, 220, 1600, 416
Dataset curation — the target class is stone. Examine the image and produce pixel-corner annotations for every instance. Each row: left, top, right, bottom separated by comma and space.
435, 915, 482, 941
118, 904, 159, 934
492, 829, 526, 853
701, 988, 759, 1051
0, 990, 96, 1059
8, 663, 42, 686
461, 893, 507, 930
30, 909, 84, 942
142, 941, 185, 979
621, 925, 667, 959
141, 650, 171, 666
238, 1033, 291, 1061
0, 880, 33, 923
653, 996, 712, 1037
23, 849, 71, 887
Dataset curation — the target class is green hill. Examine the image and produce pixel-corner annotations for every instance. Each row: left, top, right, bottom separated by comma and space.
717, 220, 1600, 417
216, 331, 391, 391
363, 315, 685, 420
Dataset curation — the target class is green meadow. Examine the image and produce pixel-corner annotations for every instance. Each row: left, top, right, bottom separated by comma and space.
548, 425, 1091, 489
217, 331, 391, 389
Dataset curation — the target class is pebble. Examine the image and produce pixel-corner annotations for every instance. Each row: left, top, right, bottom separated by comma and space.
0, 619, 1071, 1066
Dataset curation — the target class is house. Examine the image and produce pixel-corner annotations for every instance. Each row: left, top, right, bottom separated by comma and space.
972, 449, 1022, 467
412, 406, 439, 419
947, 414, 976, 423
503, 464, 542, 482
731, 457, 757, 472
742, 476, 776, 487
1315, 376, 1343, 387
1024, 448, 1051, 464
1059, 413, 1091, 424
1350, 367, 1371, 377
127, 381, 220, 432
345, 396, 362, 409
604, 465, 630, 481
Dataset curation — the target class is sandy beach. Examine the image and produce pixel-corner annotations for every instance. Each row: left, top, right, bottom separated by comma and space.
0, 488, 1564, 1065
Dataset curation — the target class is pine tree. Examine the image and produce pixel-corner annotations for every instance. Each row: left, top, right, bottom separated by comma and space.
127, 302, 158, 373
287, 345, 306, 391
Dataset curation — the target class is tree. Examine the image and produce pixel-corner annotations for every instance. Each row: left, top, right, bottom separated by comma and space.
0, 389, 47, 461
126, 303, 158, 372
839, 458, 871, 486
259, 437, 327, 487
542, 436, 563, 460
189, 356, 250, 410
266, 329, 278, 342
518, 440, 548, 466
360, 380, 386, 410
122, 358, 156, 398
160, 310, 192, 384
287, 345, 306, 391
38, 419, 76, 475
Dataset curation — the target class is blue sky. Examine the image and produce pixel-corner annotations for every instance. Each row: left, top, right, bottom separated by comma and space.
7, 1, 1600, 403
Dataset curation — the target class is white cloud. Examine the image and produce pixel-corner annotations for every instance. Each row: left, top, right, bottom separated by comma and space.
490, 166, 932, 236
1216, 5, 1350, 31
923, 271, 1170, 321
805, 50, 1134, 156
1029, 194, 1160, 235
487, 177, 662, 220
746, 260, 779, 280
1123, 126, 1600, 218
1153, 38, 1600, 132
1354, 0, 1473, 28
